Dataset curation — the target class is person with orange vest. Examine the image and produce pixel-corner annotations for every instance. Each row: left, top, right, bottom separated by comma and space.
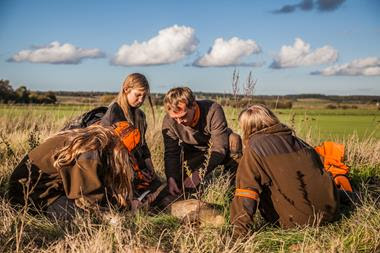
100, 73, 162, 197
8, 123, 153, 219
230, 105, 345, 237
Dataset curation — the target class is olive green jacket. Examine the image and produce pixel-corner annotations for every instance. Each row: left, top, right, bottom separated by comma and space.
9, 135, 115, 210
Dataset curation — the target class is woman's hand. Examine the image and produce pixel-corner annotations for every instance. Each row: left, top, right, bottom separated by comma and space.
141, 169, 155, 181
143, 158, 157, 181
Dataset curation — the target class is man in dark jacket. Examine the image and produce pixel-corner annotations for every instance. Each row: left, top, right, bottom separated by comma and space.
230, 105, 340, 236
162, 87, 242, 198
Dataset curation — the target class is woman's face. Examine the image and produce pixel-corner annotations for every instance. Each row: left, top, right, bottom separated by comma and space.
126, 88, 147, 108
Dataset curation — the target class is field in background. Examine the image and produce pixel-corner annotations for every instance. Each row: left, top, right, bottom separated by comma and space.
2, 103, 378, 140
0, 102, 379, 252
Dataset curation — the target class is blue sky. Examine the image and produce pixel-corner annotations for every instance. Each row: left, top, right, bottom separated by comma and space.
1, 0, 379, 95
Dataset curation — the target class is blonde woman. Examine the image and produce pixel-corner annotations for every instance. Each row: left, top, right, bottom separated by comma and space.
230, 104, 339, 237
8, 124, 143, 218
101, 73, 161, 197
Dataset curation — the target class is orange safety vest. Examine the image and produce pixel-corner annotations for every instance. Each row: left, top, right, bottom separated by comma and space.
113, 121, 141, 152
113, 121, 151, 190
314, 141, 353, 192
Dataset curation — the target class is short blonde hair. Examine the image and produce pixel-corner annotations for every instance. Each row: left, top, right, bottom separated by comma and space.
239, 104, 280, 140
164, 87, 195, 112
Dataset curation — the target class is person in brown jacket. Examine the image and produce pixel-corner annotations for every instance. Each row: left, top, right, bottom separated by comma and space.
230, 105, 339, 236
61, 73, 162, 199
162, 87, 242, 201
8, 123, 156, 219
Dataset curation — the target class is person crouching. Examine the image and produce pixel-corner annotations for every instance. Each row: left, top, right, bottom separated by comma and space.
230, 104, 339, 237
8, 124, 155, 220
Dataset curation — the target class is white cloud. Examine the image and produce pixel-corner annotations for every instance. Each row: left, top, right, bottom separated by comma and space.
8, 41, 105, 64
270, 38, 338, 68
193, 37, 262, 67
311, 57, 380, 76
112, 25, 198, 66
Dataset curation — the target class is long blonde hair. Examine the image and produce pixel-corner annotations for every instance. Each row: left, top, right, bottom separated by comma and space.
239, 104, 280, 140
116, 73, 155, 121
53, 125, 134, 206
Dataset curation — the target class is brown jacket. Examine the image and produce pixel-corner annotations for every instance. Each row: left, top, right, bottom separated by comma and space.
230, 124, 339, 235
162, 100, 231, 182
8, 134, 117, 210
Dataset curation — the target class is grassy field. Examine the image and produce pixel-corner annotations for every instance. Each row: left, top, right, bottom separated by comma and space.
2, 104, 379, 140
0, 103, 379, 252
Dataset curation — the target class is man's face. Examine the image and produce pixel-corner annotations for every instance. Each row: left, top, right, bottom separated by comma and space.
168, 102, 196, 126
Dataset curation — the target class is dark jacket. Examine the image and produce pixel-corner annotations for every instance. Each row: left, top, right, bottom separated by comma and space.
101, 102, 161, 194
101, 102, 151, 161
8, 135, 117, 210
230, 124, 339, 235
162, 100, 232, 182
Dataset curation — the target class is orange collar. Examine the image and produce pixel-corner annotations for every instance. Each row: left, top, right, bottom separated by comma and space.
190, 103, 200, 127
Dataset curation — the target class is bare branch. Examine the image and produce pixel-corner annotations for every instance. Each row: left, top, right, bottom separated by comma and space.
243, 71, 257, 97
232, 69, 240, 100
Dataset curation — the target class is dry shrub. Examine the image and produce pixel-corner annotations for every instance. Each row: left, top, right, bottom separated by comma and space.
343, 133, 380, 169
99, 95, 115, 104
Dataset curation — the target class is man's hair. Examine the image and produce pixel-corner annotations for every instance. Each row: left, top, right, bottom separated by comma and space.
239, 104, 280, 140
164, 87, 195, 112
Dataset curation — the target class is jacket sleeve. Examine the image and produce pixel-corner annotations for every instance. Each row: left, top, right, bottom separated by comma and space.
100, 102, 126, 126
162, 116, 182, 182
58, 151, 106, 206
205, 103, 230, 173
230, 147, 263, 236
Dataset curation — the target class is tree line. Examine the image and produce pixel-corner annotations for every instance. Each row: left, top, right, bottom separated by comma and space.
0, 79, 57, 104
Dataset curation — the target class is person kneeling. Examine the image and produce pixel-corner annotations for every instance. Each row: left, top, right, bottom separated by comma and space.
230, 105, 339, 237
8, 124, 159, 220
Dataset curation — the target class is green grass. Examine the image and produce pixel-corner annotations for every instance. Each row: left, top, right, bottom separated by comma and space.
280, 111, 379, 140
2, 105, 379, 140
0, 104, 379, 252
0, 104, 94, 118
224, 107, 380, 140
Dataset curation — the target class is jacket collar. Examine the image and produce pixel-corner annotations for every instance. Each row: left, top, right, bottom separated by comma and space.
250, 123, 293, 137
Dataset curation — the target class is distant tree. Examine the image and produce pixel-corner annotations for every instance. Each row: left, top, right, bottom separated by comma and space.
45, 91, 57, 104
29, 92, 41, 103
28, 91, 56, 104
0, 79, 16, 103
15, 86, 30, 103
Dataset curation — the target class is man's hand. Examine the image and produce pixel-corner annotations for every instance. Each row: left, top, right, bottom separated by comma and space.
183, 170, 201, 189
131, 199, 142, 212
168, 177, 181, 196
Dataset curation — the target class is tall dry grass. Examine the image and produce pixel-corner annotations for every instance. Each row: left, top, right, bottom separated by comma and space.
0, 104, 379, 252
